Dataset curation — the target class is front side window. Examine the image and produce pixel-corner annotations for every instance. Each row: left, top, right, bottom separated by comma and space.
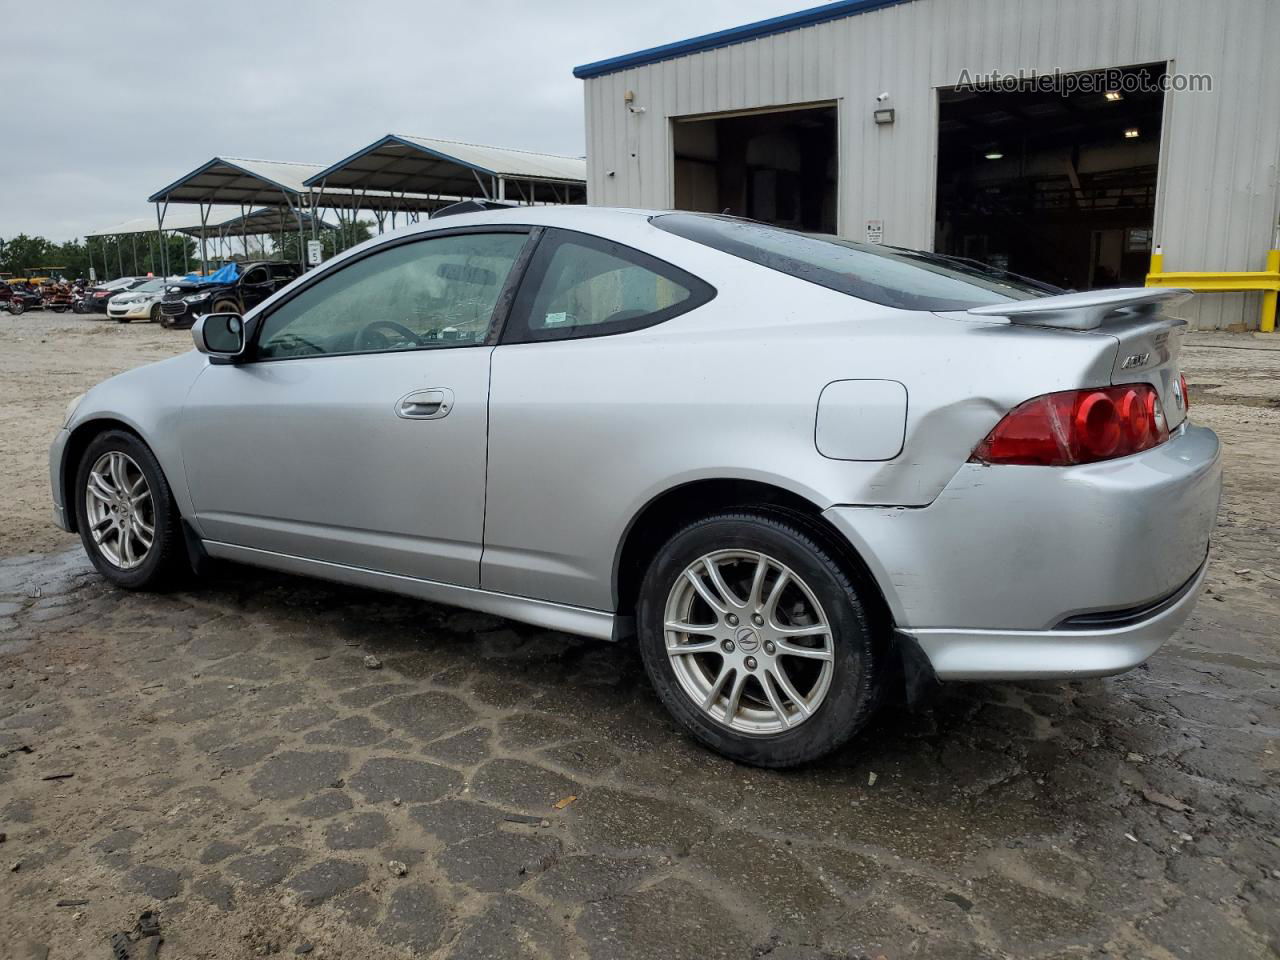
652, 213, 1052, 312
505, 231, 713, 343
256, 231, 528, 359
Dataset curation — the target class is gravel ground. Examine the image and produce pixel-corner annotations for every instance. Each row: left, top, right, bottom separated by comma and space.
0, 310, 1278, 959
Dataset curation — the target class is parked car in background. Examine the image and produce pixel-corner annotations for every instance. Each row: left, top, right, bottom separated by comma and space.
88, 277, 148, 313
50, 207, 1221, 768
160, 261, 301, 329
108, 278, 174, 323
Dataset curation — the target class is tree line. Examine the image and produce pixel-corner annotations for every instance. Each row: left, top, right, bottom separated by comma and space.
1, 220, 373, 282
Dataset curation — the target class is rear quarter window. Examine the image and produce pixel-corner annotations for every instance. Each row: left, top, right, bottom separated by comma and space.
651, 213, 1052, 312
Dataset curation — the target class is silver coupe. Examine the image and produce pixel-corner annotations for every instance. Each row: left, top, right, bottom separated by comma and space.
50, 207, 1222, 767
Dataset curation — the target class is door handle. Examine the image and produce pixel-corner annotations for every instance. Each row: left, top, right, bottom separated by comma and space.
396, 388, 454, 420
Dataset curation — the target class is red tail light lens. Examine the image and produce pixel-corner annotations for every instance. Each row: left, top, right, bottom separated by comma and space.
1180, 372, 1190, 411
971, 385, 1169, 466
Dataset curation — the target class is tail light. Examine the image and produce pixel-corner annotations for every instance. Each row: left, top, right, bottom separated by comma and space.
1179, 372, 1190, 411
971, 385, 1169, 466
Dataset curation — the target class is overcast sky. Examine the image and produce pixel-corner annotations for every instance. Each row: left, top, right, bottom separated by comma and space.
2, 0, 806, 242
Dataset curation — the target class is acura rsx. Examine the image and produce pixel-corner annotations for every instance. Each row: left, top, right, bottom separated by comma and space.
50, 207, 1221, 767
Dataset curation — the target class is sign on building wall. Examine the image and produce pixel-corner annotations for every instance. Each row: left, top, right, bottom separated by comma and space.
865, 219, 884, 244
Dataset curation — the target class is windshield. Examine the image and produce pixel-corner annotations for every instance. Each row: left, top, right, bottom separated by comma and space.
132, 279, 165, 293
651, 214, 1052, 311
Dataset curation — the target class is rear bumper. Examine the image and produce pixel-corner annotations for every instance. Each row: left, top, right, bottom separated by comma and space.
903, 560, 1207, 679
824, 423, 1222, 679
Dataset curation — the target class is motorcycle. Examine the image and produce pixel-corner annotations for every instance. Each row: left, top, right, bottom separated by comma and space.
71, 285, 91, 314
0, 283, 25, 316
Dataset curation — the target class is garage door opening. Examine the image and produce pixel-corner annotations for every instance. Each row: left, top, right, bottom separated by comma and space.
935, 63, 1166, 290
673, 103, 837, 233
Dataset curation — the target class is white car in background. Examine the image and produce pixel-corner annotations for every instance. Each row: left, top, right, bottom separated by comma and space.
107, 278, 174, 323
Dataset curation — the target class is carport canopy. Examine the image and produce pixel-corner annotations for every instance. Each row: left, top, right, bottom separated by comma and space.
303, 135, 587, 204
176, 206, 336, 240
86, 207, 242, 238
146, 156, 442, 212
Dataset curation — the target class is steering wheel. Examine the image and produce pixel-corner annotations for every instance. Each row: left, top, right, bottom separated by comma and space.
354, 319, 425, 352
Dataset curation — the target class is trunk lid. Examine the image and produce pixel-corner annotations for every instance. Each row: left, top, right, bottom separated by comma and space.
962, 287, 1192, 430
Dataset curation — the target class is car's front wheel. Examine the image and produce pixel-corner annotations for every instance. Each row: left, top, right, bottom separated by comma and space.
637, 512, 880, 768
73, 430, 185, 590
149, 303, 161, 322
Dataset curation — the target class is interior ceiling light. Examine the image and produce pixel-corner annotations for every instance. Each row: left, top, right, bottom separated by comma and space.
1105, 90, 1123, 101
1124, 127, 1141, 139
984, 150, 1004, 160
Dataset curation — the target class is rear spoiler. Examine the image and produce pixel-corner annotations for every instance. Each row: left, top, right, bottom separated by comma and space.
968, 287, 1193, 331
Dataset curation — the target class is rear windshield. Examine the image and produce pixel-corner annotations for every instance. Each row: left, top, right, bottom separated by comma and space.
651, 213, 1053, 311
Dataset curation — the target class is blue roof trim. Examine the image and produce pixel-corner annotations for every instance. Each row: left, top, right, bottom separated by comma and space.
302, 134, 500, 187
572, 0, 914, 79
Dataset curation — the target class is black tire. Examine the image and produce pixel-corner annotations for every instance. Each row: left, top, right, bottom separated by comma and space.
73, 430, 186, 590
7, 302, 22, 316
637, 511, 880, 768
149, 303, 161, 323
212, 298, 240, 315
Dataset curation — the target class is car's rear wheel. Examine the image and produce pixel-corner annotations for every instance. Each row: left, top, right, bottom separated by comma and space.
73, 431, 184, 590
637, 512, 879, 768
212, 298, 240, 315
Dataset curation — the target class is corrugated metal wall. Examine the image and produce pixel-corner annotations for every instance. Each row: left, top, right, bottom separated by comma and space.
583, 0, 1280, 329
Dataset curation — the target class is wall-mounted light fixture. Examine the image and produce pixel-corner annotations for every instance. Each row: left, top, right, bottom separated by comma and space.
984, 150, 1004, 160
1104, 90, 1123, 101
873, 91, 894, 125
1124, 127, 1140, 139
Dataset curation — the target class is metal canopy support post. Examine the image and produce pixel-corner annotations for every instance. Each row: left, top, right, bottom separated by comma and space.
198, 202, 211, 275
285, 188, 306, 271
155, 201, 169, 278
471, 169, 491, 200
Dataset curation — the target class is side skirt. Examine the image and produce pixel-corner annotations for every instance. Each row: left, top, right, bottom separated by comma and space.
202, 540, 617, 641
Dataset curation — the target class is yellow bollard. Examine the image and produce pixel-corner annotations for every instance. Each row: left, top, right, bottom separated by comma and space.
1262, 249, 1279, 333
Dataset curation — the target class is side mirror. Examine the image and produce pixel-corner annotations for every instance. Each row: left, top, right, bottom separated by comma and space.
193, 313, 246, 358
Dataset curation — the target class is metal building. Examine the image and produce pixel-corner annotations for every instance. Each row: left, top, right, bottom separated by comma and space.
576, 0, 1280, 330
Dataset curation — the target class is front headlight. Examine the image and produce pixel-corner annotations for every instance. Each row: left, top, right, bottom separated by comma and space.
183, 291, 212, 303
64, 392, 86, 426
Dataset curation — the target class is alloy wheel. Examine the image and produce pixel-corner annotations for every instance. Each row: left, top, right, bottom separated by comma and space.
84, 451, 155, 569
663, 549, 835, 734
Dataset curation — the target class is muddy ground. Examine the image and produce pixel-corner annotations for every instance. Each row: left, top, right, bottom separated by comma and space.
1, 310, 1278, 960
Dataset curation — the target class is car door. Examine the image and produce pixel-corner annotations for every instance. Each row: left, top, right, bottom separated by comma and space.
237, 264, 279, 313
483, 228, 715, 607
179, 227, 533, 587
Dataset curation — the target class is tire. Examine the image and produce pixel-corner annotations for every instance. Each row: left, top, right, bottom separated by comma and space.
637, 511, 880, 768
149, 304, 161, 323
7, 302, 22, 316
73, 430, 186, 590
212, 298, 240, 315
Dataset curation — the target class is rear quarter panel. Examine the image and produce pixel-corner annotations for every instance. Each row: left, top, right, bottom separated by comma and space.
481, 239, 1120, 612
